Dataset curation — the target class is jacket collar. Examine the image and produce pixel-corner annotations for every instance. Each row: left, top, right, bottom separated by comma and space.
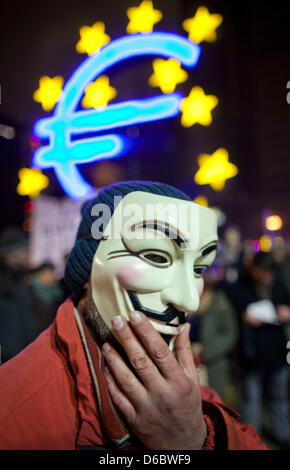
55, 298, 130, 447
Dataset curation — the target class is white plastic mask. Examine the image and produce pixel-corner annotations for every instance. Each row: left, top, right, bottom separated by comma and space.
91, 191, 218, 349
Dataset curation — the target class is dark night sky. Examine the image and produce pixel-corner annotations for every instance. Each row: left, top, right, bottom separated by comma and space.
1, 0, 290, 239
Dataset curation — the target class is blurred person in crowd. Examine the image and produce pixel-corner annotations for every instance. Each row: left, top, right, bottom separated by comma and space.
240, 239, 255, 272
59, 253, 75, 299
226, 251, 290, 449
272, 238, 290, 295
271, 240, 290, 360
29, 263, 65, 336
189, 267, 238, 401
214, 226, 243, 285
214, 226, 242, 267
223, 227, 242, 263
0, 227, 36, 363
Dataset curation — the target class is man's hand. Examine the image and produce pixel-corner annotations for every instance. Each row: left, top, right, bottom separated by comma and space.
102, 311, 207, 450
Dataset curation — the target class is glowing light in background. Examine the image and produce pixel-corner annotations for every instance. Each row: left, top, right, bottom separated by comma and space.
180, 86, 218, 127
126, 0, 162, 34
265, 215, 282, 231
0, 124, 15, 140
33, 33, 201, 199
33, 76, 64, 111
259, 235, 272, 252
82, 75, 117, 108
17, 168, 49, 198
29, 135, 41, 148
182, 6, 223, 44
194, 148, 238, 190
22, 219, 32, 232
24, 200, 34, 213
92, 161, 124, 187
193, 195, 208, 207
76, 22, 110, 55
148, 58, 188, 93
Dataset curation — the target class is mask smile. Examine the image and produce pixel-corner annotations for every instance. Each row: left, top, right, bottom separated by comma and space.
127, 290, 186, 326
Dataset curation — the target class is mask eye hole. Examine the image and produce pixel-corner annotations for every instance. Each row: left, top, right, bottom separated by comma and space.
139, 250, 171, 268
194, 265, 208, 278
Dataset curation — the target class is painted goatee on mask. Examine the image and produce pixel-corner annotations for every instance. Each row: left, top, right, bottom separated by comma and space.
90, 191, 218, 350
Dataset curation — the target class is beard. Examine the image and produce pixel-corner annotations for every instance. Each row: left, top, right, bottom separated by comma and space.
76, 280, 126, 358
78, 282, 110, 344
76, 279, 177, 365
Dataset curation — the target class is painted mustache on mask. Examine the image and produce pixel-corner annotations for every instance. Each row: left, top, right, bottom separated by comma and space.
127, 290, 186, 326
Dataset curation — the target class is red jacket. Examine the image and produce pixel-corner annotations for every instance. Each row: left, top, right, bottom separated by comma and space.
0, 298, 267, 450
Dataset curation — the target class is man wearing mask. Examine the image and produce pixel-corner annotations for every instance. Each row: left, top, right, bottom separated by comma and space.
0, 182, 267, 450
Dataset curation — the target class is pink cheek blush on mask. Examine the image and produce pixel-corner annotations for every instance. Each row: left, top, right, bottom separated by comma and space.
116, 263, 146, 287
198, 278, 204, 297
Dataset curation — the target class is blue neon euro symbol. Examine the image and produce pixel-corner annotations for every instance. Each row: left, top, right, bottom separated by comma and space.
33, 33, 200, 199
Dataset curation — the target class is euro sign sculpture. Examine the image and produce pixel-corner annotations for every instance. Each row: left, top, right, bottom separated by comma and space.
33, 33, 200, 199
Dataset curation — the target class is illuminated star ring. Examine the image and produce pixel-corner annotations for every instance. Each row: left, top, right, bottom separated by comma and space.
33, 33, 200, 199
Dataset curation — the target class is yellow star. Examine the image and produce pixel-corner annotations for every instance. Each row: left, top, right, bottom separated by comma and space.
183, 6, 223, 44
126, 0, 162, 34
193, 195, 208, 207
194, 148, 238, 190
259, 235, 272, 252
17, 168, 49, 198
148, 58, 188, 93
76, 22, 110, 55
180, 86, 218, 127
33, 76, 63, 112
81, 75, 117, 108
